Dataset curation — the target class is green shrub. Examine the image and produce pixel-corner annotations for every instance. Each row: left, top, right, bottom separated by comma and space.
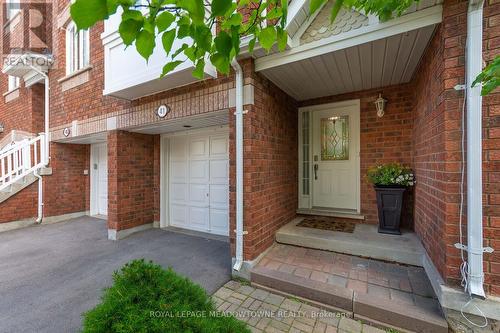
366, 163, 415, 187
81, 259, 250, 333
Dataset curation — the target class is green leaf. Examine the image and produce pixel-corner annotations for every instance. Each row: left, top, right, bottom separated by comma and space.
161, 29, 176, 55
156, 12, 175, 32
180, 0, 205, 24
276, 27, 287, 51
70, 0, 109, 30
122, 9, 143, 22
258, 26, 276, 52
161, 60, 184, 77
172, 43, 189, 59
192, 59, 205, 79
221, 13, 242, 29
309, 0, 327, 15
192, 25, 212, 50
248, 37, 256, 54
211, 0, 232, 17
135, 30, 155, 61
214, 31, 233, 57
119, 19, 143, 46
330, 0, 344, 23
210, 53, 230, 74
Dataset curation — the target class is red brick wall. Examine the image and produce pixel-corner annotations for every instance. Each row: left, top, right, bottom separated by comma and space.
229, 61, 298, 261
412, 0, 500, 296
300, 85, 415, 226
107, 130, 157, 231
0, 142, 89, 223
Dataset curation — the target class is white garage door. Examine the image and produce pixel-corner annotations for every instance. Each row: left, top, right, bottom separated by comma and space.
169, 130, 229, 236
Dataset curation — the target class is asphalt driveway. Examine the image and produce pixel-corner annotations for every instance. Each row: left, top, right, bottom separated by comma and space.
0, 217, 231, 333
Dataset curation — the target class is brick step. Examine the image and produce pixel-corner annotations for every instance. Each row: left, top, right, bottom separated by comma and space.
251, 266, 449, 333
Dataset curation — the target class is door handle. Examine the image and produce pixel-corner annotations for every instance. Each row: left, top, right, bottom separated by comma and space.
314, 164, 318, 180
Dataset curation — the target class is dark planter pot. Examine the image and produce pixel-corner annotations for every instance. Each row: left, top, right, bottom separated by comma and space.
374, 185, 406, 235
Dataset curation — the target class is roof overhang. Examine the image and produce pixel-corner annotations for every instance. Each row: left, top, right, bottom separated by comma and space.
2, 53, 53, 87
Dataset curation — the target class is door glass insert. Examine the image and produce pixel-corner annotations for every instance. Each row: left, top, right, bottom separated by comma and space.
321, 116, 349, 160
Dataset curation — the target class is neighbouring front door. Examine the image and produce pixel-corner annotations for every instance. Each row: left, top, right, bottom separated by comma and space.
91, 143, 108, 216
311, 102, 360, 211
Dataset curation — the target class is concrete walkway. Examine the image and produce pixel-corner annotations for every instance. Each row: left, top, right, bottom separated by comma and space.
0, 217, 231, 333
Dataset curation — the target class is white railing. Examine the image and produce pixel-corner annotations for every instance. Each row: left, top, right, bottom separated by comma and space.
0, 134, 46, 192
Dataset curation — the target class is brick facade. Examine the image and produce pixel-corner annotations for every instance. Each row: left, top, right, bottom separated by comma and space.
229, 62, 299, 261
0, 0, 498, 298
107, 130, 157, 231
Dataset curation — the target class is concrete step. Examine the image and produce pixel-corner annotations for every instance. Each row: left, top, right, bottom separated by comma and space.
297, 208, 365, 220
276, 218, 425, 266
251, 265, 449, 333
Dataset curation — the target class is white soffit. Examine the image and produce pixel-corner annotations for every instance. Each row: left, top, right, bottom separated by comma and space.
262, 24, 436, 101
258, 4, 443, 72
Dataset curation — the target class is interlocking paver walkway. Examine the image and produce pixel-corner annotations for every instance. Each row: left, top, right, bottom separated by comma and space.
256, 244, 438, 310
213, 280, 387, 333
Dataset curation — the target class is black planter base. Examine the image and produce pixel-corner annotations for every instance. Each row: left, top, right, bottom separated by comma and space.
378, 227, 402, 235
374, 186, 406, 235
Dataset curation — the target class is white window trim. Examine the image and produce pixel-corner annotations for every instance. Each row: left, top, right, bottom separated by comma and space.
65, 21, 90, 76
5, 0, 20, 20
7, 75, 20, 92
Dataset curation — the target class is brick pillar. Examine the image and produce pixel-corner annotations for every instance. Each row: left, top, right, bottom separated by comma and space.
107, 130, 156, 239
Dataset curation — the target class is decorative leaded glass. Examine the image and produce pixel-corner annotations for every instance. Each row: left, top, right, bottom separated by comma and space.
321, 116, 349, 160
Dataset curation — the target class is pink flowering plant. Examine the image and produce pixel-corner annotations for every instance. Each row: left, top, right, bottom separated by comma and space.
367, 163, 415, 187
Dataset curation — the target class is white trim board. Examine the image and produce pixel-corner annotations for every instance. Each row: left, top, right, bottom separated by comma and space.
255, 5, 442, 71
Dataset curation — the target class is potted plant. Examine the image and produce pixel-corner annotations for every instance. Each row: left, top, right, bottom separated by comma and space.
367, 163, 415, 235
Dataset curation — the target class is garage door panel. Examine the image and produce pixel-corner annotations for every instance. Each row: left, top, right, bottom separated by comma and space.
210, 136, 228, 157
171, 204, 187, 226
210, 209, 229, 236
190, 139, 208, 158
189, 207, 209, 229
189, 184, 208, 205
210, 160, 229, 184
210, 185, 228, 207
171, 161, 187, 180
189, 160, 208, 182
170, 183, 187, 202
170, 137, 187, 159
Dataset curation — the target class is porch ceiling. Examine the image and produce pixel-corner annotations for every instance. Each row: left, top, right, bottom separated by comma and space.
127, 110, 229, 135
260, 24, 436, 101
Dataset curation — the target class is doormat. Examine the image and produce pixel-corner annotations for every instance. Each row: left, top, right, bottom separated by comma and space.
297, 216, 356, 233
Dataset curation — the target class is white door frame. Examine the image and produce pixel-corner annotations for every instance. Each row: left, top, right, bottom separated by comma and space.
159, 125, 230, 230
298, 99, 361, 213
90, 142, 107, 216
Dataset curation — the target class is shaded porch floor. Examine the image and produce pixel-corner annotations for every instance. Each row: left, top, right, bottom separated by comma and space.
251, 244, 448, 332
277, 217, 425, 266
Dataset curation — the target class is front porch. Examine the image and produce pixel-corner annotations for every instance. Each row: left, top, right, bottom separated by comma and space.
277, 217, 425, 266
251, 243, 448, 332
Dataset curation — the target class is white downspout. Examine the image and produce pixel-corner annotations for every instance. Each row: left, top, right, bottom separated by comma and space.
25, 62, 50, 223
466, 0, 485, 298
231, 59, 244, 271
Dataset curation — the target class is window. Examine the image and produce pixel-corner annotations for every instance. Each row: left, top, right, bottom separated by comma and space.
66, 22, 90, 75
5, 0, 20, 20
320, 116, 349, 160
8, 76, 20, 91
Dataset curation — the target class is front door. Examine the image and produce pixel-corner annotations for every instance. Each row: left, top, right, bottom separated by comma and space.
312, 102, 360, 211
91, 143, 108, 216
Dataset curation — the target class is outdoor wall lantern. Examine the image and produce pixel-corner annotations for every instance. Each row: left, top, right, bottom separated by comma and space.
374, 94, 387, 118
0, 122, 4, 133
